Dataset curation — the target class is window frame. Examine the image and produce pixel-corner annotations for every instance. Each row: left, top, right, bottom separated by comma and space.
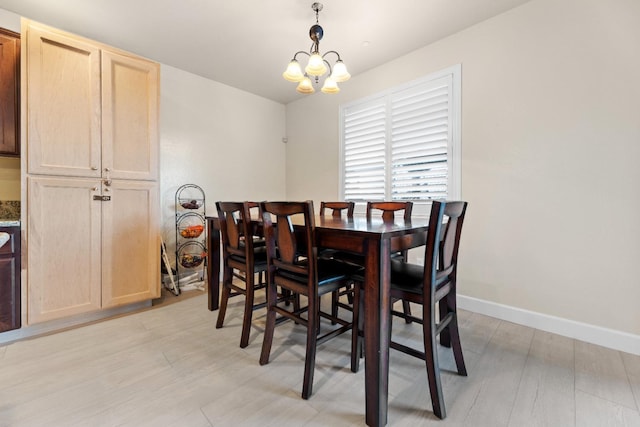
339, 64, 461, 217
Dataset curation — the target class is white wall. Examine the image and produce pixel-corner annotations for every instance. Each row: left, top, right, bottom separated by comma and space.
160, 66, 287, 259
0, 8, 19, 31
285, 0, 640, 349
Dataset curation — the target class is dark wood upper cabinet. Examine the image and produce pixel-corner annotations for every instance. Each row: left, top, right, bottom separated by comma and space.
0, 28, 20, 157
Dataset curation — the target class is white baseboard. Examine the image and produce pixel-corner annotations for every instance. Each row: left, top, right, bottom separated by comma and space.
458, 295, 640, 356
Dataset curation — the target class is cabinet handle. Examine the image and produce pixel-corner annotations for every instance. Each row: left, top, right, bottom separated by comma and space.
104, 167, 111, 172
91, 166, 98, 170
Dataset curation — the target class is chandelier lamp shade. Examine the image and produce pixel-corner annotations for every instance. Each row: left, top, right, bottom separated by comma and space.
283, 2, 351, 94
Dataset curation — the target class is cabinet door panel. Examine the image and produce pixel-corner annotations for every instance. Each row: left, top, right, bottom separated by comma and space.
102, 180, 159, 307
0, 257, 19, 332
27, 176, 102, 323
0, 29, 20, 156
102, 50, 159, 181
26, 24, 101, 177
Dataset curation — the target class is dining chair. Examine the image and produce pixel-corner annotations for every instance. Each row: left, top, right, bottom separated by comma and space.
259, 200, 362, 399
320, 201, 355, 218
369, 201, 415, 321
319, 201, 356, 320
366, 200, 413, 222
215, 201, 269, 348
332, 200, 415, 320
353, 200, 468, 419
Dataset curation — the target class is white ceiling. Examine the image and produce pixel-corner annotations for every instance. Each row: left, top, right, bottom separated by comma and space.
0, 0, 531, 104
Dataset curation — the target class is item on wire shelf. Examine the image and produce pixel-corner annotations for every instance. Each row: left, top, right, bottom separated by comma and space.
180, 251, 206, 268
179, 198, 203, 209
179, 224, 204, 238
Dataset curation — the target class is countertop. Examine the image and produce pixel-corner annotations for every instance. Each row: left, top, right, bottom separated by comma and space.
0, 201, 20, 224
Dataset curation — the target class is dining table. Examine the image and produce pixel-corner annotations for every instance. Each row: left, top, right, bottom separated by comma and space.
205, 214, 430, 427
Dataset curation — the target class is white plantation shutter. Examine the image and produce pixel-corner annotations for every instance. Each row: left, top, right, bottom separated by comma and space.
390, 76, 451, 201
342, 97, 387, 201
340, 65, 460, 214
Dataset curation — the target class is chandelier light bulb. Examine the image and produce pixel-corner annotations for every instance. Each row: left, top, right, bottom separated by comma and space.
282, 60, 305, 82
305, 53, 327, 76
331, 60, 351, 82
296, 76, 315, 94
321, 76, 340, 94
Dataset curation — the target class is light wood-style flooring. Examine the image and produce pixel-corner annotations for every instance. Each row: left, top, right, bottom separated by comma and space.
1, 292, 639, 426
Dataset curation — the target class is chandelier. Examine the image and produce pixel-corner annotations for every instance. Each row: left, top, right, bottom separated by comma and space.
282, 2, 351, 94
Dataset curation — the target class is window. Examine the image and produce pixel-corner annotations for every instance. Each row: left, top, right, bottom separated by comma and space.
339, 65, 461, 216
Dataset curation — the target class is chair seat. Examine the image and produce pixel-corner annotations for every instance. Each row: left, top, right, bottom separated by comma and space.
278, 258, 363, 290
228, 248, 268, 266
390, 259, 450, 295
390, 259, 423, 294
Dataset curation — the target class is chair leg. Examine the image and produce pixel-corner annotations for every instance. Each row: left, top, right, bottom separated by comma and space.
351, 282, 363, 373
448, 314, 467, 376
424, 303, 446, 419
302, 294, 318, 399
239, 271, 255, 348
439, 299, 451, 347
445, 290, 466, 376
346, 284, 354, 305
215, 266, 233, 329
403, 300, 413, 324
259, 279, 278, 366
331, 290, 339, 325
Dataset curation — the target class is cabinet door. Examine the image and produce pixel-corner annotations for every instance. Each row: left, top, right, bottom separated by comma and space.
0, 226, 20, 332
0, 29, 20, 156
101, 180, 160, 308
25, 22, 102, 177
102, 50, 159, 181
27, 176, 102, 323
0, 258, 19, 332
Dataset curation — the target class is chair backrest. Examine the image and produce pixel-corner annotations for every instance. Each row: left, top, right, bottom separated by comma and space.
245, 201, 262, 220
320, 201, 355, 218
260, 201, 317, 293
366, 201, 413, 222
424, 201, 467, 291
216, 201, 256, 262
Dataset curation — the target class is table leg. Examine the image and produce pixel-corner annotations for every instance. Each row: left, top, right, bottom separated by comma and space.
206, 218, 220, 311
364, 238, 391, 427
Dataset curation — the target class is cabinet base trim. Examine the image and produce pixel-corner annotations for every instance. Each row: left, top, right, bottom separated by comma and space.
0, 300, 151, 345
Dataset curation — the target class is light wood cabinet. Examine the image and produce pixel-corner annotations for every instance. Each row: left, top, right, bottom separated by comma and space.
102, 180, 159, 308
27, 176, 102, 323
102, 50, 159, 181
0, 28, 20, 157
23, 20, 160, 324
26, 22, 158, 181
27, 177, 159, 322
